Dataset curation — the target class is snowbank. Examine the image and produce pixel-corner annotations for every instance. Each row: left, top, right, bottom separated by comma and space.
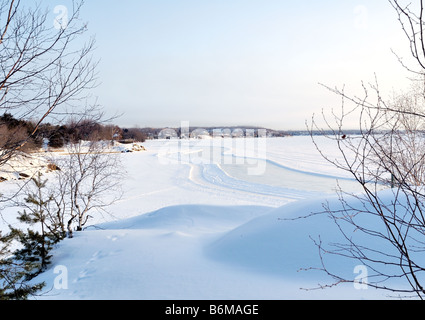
32, 195, 404, 300
100, 204, 273, 233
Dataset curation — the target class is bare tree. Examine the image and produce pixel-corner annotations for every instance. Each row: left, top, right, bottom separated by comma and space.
0, 0, 98, 165
52, 140, 123, 238
308, 84, 425, 298
306, 0, 425, 299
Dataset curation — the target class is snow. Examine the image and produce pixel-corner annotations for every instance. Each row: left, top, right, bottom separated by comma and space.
0, 153, 49, 182
0, 136, 410, 299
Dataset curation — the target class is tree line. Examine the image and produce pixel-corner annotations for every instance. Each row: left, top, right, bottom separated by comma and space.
0, 112, 147, 151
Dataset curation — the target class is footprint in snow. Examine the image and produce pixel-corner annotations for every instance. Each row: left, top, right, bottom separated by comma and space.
87, 250, 107, 264
107, 233, 127, 242
73, 267, 96, 283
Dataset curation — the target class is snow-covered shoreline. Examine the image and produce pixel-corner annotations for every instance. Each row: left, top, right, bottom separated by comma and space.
0, 137, 407, 299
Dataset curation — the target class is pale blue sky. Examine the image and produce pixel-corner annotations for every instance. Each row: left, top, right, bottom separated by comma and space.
53, 1, 412, 130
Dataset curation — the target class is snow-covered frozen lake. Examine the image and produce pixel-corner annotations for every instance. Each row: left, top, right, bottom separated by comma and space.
0, 136, 406, 300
